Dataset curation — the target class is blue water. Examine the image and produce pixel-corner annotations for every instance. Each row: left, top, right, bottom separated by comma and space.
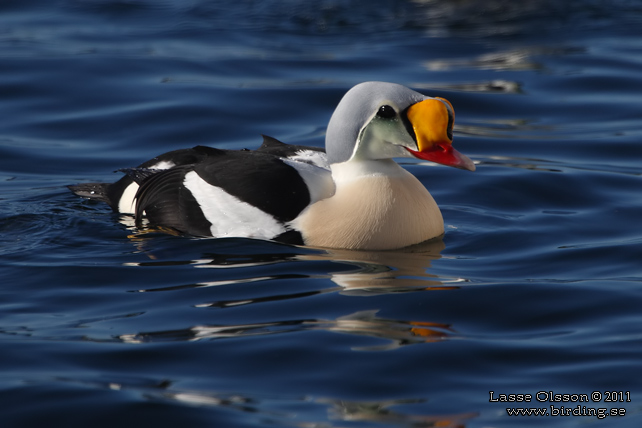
2, 1, 642, 426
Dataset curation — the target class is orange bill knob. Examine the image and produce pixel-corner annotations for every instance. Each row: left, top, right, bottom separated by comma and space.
405, 98, 475, 171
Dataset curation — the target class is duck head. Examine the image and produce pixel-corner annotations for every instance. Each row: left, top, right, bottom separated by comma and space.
325, 81, 475, 171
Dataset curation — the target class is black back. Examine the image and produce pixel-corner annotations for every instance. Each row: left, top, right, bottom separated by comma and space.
70, 136, 327, 241
134, 142, 322, 236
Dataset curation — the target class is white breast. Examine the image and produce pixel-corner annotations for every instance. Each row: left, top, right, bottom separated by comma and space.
291, 160, 444, 250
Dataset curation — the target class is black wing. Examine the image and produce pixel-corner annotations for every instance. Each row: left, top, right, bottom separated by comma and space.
257, 135, 325, 159
134, 149, 315, 236
134, 166, 213, 236
68, 146, 222, 211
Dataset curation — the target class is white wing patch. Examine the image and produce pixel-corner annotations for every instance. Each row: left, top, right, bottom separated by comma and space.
289, 149, 329, 169
183, 171, 286, 240
117, 160, 175, 214
281, 158, 334, 205
118, 182, 139, 214
150, 160, 176, 170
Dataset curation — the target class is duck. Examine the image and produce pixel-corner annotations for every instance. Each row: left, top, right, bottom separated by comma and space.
69, 81, 475, 250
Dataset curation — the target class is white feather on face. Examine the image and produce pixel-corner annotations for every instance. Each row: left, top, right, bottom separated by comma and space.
351, 110, 418, 161
183, 171, 287, 240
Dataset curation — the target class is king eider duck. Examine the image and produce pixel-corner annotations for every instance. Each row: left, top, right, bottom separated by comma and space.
69, 82, 475, 250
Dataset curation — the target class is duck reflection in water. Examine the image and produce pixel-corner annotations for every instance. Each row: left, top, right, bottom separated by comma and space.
321, 397, 477, 427
53, 376, 475, 427
116, 239, 471, 424
298, 238, 454, 294
119, 308, 454, 351
127, 234, 459, 294
121, 237, 460, 349
86, 378, 476, 428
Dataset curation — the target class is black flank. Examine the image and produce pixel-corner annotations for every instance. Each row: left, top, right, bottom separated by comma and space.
135, 166, 212, 236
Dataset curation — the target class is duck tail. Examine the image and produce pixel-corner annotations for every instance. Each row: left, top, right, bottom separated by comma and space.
67, 182, 112, 203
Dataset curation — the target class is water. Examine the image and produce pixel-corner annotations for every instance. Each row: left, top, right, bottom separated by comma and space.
1, 1, 642, 426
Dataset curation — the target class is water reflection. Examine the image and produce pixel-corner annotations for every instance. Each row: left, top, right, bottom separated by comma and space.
119, 234, 462, 352
321, 310, 454, 351
299, 239, 453, 294
118, 309, 455, 351
126, 236, 459, 294
58, 376, 476, 427
414, 79, 522, 94
322, 397, 477, 427
424, 48, 543, 72
423, 45, 584, 74
455, 120, 552, 139
194, 285, 335, 308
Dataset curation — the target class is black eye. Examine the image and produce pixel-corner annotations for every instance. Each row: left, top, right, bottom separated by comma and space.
376, 105, 396, 119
